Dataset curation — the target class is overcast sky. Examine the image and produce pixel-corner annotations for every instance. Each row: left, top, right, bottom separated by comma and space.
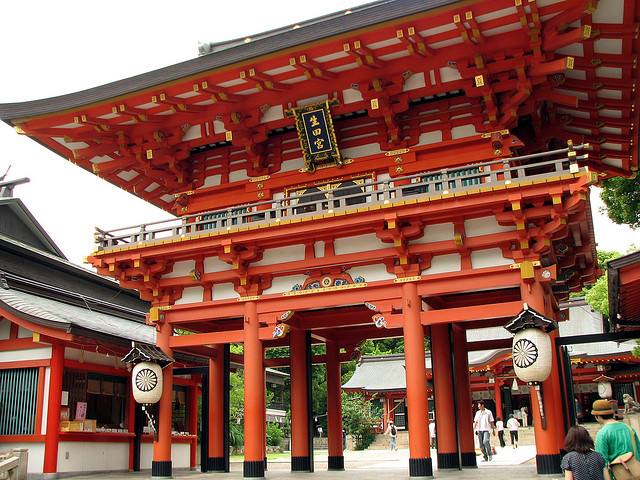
0, 1, 636, 266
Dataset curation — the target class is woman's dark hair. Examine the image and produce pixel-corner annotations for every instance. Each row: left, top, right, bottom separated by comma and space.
597, 413, 615, 420
564, 425, 594, 454
496, 417, 502, 422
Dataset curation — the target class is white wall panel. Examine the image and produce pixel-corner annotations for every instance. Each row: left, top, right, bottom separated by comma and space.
261, 275, 308, 295
422, 254, 461, 275
204, 257, 233, 273
57, 441, 129, 473
0, 347, 52, 362
334, 234, 384, 255
410, 223, 454, 244
348, 264, 395, 282
464, 216, 515, 237
253, 245, 306, 266
175, 287, 204, 305
0, 319, 10, 339
470, 248, 514, 269
212, 283, 239, 300
2, 442, 44, 474
162, 260, 195, 279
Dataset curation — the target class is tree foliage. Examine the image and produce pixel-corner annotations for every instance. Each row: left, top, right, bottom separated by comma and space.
582, 250, 621, 317
341, 392, 376, 450
600, 175, 640, 229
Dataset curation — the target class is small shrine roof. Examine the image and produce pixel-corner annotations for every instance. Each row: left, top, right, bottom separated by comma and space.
608, 250, 640, 327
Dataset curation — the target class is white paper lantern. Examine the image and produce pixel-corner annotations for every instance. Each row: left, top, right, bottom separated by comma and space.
132, 362, 163, 404
512, 327, 552, 384
598, 381, 613, 399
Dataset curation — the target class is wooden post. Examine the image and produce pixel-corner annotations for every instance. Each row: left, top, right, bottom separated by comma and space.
290, 327, 311, 472
43, 343, 64, 478
452, 325, 476, 468
431, 324, 459, 469
494, 380, 503, 420
152, 320, 173, 478
402, 282, 433, 478
326, 339, 344, 470
243, 301, 265, 478
521, 280, 563, 475
188, 384, 198, 470
208, 347, 226, 471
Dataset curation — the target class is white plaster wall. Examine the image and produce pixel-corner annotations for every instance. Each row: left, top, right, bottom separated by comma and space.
416, 131, 443, 146
175, 287, 204, 305
261, 275, 308, 295
204, 257, 233, 273
2, 442, 44, 474
466, 326, 510, 343
403, 72, 426, 91
451, 124, 477, 139
203, 174, 222, 187
212, 283, 239, 300
17, 326, 32, 338
57, 441, 129, 473
140, 443, 190, 470
253, 245, 306, 266
334, 234, 384, 256
0, 347, 52, 362
348, 264, 395, 282
64, 348, 126, 369
229, 169, 248, 182
464, 216, 515, 237
422, 254, 461, 275
410, 223, 454, 244
0, 319, 10, 339
340, 143, 382, 159
470, 248, 514, 269
342, 88, 363, 103
560, 304, 603, 336
162, 260, 195, 279
281, 157, 305, 172
260, 105, 284, 123
314, 241, 325, 258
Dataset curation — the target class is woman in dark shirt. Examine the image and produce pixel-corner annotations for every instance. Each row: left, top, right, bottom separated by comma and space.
561, 425, 610, 480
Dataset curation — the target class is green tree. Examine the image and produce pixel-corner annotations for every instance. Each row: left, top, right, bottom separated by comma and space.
341, 392, 376, 450
582, 250, 621, 317
600, 175, 640, 229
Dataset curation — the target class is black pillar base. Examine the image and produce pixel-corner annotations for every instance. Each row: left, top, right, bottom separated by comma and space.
409, 457, 433, 478
207, 457, 226, 472
151, 460, 172, 478
437, 452, 460, 469
243, 460, 265, 478
264, 456, 268, 471
536, 454, 562, 474
461, 451, 477, 468
328, 455, 345, 470
291, 456, 312, 472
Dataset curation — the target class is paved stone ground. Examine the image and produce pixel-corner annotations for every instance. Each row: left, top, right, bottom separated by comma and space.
70, 446, 563, 479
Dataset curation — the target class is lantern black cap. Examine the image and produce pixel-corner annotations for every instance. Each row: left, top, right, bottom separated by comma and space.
122, 342, 174, 367
504, 303, 557, 334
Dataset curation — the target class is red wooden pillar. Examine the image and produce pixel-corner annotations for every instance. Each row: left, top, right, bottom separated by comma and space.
383, 396, 389, 431
431, 324, 459, 469
290, 327, 311, 472
261, 346, 267, 471
243, 301, 265, 478
494, 379, 503, 420
326, 339, 344, 470
188, 384, 198, 470
452, 324, 476, 468
402, 282, 432, 478
521, 280, 563, 474
43, 343, 64, 478
208, 347, 226, 471
153, 320, 173, 478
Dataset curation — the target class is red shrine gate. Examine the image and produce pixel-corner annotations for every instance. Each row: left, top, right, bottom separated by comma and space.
1, 0, 638, 477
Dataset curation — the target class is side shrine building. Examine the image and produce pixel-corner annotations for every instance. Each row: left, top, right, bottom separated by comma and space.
1, 0, 638, 477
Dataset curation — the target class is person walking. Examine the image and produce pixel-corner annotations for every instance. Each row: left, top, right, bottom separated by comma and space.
592, 399, 640, 479
385, 421, 398, 451
495, 417, 506, 448
473, 400, 495, 461
520, 406, 529, 427
506, 414, 520, 448
561, 425, 608, 480
429, 420, 436, 449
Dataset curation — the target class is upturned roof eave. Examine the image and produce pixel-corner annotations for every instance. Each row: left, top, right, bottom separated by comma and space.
0, 0, 460, 122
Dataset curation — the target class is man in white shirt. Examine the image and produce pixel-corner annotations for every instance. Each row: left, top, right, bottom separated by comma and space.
506, 414, 519, 448
473, 401, 495, 461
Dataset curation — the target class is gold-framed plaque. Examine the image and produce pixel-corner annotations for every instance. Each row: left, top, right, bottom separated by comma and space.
289, 100, 343, 173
